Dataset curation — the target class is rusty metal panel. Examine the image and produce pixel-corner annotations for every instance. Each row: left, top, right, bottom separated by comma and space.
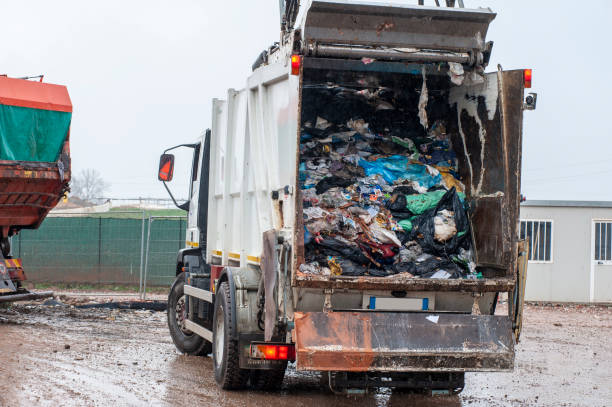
448, 70, 524, 272
303, 1, 496, 52
0, 145, 70, 236
499, 70, 527, 281
295, 311, 514, 372
295, 272, 514, 292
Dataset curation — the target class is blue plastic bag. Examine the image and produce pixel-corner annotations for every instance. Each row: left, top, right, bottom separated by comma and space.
359, 155, 441, 188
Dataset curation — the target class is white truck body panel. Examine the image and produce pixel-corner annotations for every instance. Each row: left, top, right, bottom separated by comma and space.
206, 63, 299, 267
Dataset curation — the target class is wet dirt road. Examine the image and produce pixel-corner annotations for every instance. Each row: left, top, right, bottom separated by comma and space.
1, 298, 610, 407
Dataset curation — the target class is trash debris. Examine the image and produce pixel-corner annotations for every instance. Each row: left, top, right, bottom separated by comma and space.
448, 62, 465, 86
426, 315, 439, 324
299, 80, 476, 279
361, 57, 376, 65
418, 66, 429, 130
434, 209, 457, 242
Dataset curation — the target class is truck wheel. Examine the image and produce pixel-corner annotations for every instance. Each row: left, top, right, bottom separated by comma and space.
213, 281, 249, 389
167, 272, 212, 356
249, 364, 287, 391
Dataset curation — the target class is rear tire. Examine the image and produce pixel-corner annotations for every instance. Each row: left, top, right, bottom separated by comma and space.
167, 272, 212, 356
249, 363, 287, 391
213, 281, 250, 389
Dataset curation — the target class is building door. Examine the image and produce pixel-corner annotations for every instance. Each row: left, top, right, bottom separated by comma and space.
591, 220, 612, 302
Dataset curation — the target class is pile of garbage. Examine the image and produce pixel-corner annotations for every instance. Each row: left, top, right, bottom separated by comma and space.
299, 83, 480, 279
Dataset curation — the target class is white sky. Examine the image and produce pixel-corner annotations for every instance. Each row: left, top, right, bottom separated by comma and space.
1, 0, 611, 201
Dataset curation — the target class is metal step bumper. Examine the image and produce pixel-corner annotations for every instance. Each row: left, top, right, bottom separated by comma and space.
294, 311, 514, 372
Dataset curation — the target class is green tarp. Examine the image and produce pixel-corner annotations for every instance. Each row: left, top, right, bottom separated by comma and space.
0, 104, 71, 162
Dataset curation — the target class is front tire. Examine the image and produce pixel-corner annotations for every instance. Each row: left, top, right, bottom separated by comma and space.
167, 272, 212, 356
213, 281, 250, 389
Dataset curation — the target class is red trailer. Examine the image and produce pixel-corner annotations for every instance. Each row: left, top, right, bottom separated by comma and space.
0, 76, 72, 302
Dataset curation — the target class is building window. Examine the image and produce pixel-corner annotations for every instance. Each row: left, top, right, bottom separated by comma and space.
594, 222, 612, 261
519, 220, 553, 262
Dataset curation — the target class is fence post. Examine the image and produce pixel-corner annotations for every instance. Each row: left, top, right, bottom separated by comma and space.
98, 216, 102, 284
179, 218, 183, 250
142, 216, 153, 300
139, 211, 146, 297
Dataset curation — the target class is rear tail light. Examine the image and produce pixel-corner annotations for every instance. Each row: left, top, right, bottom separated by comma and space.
250, 343, 296, 361
524, 69, 532, 88
291, 55, 301, 76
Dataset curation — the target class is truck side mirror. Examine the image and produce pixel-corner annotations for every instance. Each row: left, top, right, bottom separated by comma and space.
158, 154, 175, 182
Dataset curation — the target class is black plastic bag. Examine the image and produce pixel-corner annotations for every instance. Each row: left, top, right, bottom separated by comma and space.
393, 185, 419, 195
386, 262, 417, 275
337, 259, 366, 276
315, 176, 353, 194
409, 187, 470, 256
414, 257, 463, 278
387, 195, 413, 219
315, 238, 371, 266
368, 268, 390, 277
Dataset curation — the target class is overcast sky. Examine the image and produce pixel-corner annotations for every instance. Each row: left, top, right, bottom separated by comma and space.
2, 1, 611, 201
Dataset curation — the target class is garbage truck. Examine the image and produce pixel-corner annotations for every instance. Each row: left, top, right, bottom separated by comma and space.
0, 75, 72, 303
158, 0, 534, 393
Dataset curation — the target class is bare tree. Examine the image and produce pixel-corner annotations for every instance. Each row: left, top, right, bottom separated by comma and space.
70, 169, 110, 203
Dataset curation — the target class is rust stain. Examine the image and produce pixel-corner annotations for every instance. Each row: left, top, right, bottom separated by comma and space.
295, 311, 374, 371
375, 21, 395, 36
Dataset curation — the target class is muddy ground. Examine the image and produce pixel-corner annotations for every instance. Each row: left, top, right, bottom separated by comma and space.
0, 294, 610, 407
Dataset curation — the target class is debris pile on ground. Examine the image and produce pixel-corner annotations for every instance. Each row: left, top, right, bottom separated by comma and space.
299, 83, 479, 279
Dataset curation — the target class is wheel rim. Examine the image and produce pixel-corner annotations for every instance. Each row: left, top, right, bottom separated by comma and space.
175, 295, 193, 335
214, 303, 224, 369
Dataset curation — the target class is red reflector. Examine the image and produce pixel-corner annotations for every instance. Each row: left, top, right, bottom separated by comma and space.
524, 69, 532, 88
288, 345, 296, 360
291, 55, 301, 76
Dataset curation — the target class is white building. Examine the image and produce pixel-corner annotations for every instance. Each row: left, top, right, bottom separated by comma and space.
520, 200, 612, 303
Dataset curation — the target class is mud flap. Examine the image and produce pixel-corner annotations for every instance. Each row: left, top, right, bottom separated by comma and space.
294, 311, 514, 372
511, 239, 529, 342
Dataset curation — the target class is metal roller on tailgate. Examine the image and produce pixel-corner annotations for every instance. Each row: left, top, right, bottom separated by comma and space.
302, 0, 496, 65
294, 311, 514, 372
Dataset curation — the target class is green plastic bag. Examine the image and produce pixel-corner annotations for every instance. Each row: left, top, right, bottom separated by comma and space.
404, 190, 466, 215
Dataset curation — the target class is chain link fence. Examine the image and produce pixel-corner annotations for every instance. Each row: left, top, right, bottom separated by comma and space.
13, 212, 187, 295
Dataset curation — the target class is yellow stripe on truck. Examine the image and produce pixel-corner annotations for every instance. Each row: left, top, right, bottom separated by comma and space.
209, 251, 260, 264
247, 255, 260, 264
186, 241, 199, 248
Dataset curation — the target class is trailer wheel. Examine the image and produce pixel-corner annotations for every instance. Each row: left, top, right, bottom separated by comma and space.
167, 272, 212, 356
213, 281, 249, 389
249, 363, 287, 391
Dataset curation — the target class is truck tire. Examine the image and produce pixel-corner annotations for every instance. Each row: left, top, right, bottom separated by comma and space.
167, 272, 212, 356
249, 363, 287, 391
212, 281, 249, 389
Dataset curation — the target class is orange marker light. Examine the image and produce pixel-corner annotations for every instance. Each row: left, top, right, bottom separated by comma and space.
252, 344, 296, 360
291, 55, 301, 76
524, 69, 532, 88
